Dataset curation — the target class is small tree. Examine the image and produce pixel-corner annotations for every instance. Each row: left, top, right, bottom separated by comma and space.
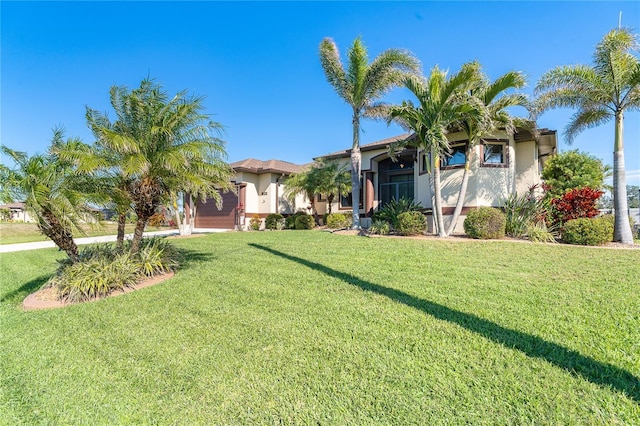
541, 150, 607, 199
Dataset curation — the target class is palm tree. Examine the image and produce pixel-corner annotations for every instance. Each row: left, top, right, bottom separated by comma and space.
313, 159, 351, 214
87, 79, 233, 252
389, 64, 481, 237
0, 130, 99, 262
319, 37, 420, 229
283, 166, 319, 221
446, 67, 530, 235
535, 28, 639, 244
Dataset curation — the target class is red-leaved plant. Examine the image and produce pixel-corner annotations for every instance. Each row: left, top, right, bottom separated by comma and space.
550, 187, 603, 226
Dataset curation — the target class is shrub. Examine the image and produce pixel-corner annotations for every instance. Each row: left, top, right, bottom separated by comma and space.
550, 187, 603, 226
562, 217, 613, 246
265, 213, 284, 230
326, 212, 352, 229
464, 207, 506, 239
541, 150, 606, 199
294, 214, 314, 230
285, 211, 307, 229
249, 214, 262, 231
396, 211, 426, 236
136, 237, 181, 277
369, 219, 390, 235
372, 197, 423, 230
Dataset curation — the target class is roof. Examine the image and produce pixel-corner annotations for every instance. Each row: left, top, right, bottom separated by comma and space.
0, 202, 26, 210
315, 133, 416, 160
230, 158, 307, 175
316, 128, 557, 160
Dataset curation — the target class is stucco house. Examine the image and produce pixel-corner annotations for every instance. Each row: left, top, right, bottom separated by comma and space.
195, 128, 556, 232
193, 159, 309, 230
0, 202, 35, 222
313, 127, 557, 232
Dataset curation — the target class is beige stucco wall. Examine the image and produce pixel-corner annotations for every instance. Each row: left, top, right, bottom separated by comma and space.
515, 140, 537, 195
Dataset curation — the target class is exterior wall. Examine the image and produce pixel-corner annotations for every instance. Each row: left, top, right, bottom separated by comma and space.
319, 131, 548, 233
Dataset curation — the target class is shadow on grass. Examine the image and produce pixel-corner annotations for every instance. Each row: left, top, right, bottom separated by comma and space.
249, 243, 640, 403
1, 275, 51, 304
178, 248, 218, 268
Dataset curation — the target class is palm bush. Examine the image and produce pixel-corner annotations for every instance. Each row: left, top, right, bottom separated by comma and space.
372, 197, 423, 230
48, 237, 180, 302
502, 189, 547, 238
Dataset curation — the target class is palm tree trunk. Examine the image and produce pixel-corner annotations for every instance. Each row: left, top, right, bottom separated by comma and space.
327, 194, 334, 214
351, 111, 361, 229
116, 212, 126, 248
446, 151, 471, 235
39, 211, 79, 262
613, 111, 634, 244
432, 152, 447, 237
130, 216, 147, 253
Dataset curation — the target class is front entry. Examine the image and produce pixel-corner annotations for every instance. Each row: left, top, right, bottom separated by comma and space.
378, 154, 415, 206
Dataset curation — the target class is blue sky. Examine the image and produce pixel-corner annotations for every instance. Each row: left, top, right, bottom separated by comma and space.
2, 1, 639, 185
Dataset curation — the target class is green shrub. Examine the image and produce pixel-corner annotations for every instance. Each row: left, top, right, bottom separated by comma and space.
599, 214, 636, 240
372, 197, 423, 230
294, 214, 314, 230
369, 219, 390, 235
265, 213, 284, 230
396, 211, 426, 236
562, 217, 613, 246
285, 211, 307, 229
136, 237, 181, 277
464, 207, 506, 239
326, 212, 352, 229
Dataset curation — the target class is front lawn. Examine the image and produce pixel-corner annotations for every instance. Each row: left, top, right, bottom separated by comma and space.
1, 232, 638, 423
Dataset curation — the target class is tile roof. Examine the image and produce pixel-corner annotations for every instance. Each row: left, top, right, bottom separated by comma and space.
230, 158, 307, 175
315, 133, 416, 160
0, 202, 26, 209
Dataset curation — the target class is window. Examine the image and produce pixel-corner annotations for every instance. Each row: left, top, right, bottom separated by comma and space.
481, 140, 508, 167
316, 193, 326, 202
340, 178, 363, 209
441, 143, 467, 168
419, 151, 431, 174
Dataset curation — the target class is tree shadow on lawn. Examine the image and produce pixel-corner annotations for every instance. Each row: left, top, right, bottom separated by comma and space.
249, 243, 640, 403
178, 248, 218, 268
1, 275, 51, 304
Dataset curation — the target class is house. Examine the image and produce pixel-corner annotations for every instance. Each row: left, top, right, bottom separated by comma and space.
193, 159, 309, 230
0, 202, 34, 222
313, 128, 557, 233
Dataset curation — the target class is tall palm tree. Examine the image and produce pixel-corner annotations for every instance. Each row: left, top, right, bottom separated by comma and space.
446, 67, 529, 235
389, 64, 481, 237
535, 28, 639, 244
88, 79, 233, 252
0, 130, 99, 262
319, 37, 420, 229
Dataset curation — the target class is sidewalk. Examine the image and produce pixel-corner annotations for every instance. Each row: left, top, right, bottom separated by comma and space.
0, 228, 229, 253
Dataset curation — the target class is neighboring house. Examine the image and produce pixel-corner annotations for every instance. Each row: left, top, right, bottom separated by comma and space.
194, 159, 309, 230
0, 202, 35, 222
314, 128, 557, 232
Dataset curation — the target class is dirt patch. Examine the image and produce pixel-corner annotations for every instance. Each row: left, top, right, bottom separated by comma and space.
22, 272, 175, 311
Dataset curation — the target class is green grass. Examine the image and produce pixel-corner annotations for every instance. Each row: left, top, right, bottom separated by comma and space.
1, 232, 639, 424
0, 222, 169, 245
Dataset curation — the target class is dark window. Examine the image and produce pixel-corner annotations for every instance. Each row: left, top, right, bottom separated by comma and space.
340, 178, 363, 209
419, 151, 431, 174
378, 154, 415, 206
442, 143, 467, 167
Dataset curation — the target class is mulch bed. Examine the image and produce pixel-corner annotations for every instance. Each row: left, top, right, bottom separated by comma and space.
22, 272, 175, 311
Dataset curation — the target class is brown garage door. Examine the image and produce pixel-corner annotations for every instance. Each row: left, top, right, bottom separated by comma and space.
194, 191, 238, 229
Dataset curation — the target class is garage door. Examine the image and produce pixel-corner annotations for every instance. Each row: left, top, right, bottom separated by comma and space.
194, 191, 238, 229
